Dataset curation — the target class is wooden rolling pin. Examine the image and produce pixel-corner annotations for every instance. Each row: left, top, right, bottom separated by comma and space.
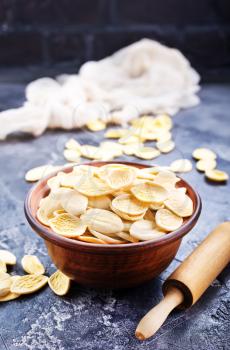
135, 222, 230, 340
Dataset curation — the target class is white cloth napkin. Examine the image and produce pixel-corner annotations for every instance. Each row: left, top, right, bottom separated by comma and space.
0, 39, 200, 140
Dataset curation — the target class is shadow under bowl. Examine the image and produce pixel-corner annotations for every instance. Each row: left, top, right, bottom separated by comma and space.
25, 161, 202, 289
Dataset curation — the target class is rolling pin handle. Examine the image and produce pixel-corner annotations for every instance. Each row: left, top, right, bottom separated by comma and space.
135, 287, 184, 340
135, 222, 230, 340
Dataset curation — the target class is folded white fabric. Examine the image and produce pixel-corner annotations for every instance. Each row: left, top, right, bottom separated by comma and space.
0, 39, 200, 140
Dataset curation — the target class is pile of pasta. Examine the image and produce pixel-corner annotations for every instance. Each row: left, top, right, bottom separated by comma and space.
37, 163, 194, 244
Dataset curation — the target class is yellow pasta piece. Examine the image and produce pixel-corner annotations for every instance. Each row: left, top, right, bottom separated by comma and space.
88, 195, 111, 210
131, 182, 168, 203
170, 159, 193, 173
81, 208, 124, 234
166, 188, 187, 202
130, 219, 155, 233
144, 209, 156, 221
75, 175, 114, 197
86, 119, 106, 131
205, 169, 229, 182
156, 130, 172, 143
0, 250, 16, 265
136, 169, 155, 181
50, 187, 74, 201
73, 164, 98, 175
153, 114, 173, 131
98, 163, 136, 180
49, 213, 87, 238
37, 207, 54, 226
89, 229, 125, 244
164, 192, 193, 217
25, 165, 61, 182
65, 138, 82, 151
0, 276, 21, 302
53, 209, 66, 217
0, 259, 7, 273
150, 202, 164, 210
122, 143, 142, 156
192, 147, 216, 160
137, 130, 157, 142
105, 167, 136, 190
118, 134, 140, 145
58, 173, 80, 188
60, 189, 88, 216
112, 190, 129, 197
134, 147, 160, 160
100, 141, 123, 157
93, 151, 115, 162
156, 140, 175, 153
116, 232, 139, 243
0, 291, 20, 302
130, 220, 166, 241
81, 145, 103, 160
154, 170, 180, 190
133, 179, 153, 188
21, 255, 45, 275
47, 176, 61, 191
10, 274, 48, 295
77, 235, 106, 244
122, 220, 132, 232
48, 270, 70, 296
155, 208, 183, 231
11, 275, 21, 283
110, 204, 145, 221
112, 194, 148, 216
142, 166, 170, 175
0, 272, 11, 297
37, 195, 62, 226
104, 128, 127, 138
63, 149, 81, 163
196, 159, 217, 172
131, 116, 154, 128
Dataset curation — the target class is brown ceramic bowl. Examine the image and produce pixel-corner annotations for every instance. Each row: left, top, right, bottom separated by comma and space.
25, 161, 201, 289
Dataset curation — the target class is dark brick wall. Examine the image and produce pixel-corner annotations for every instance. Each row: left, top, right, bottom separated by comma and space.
0, 0, 229, 77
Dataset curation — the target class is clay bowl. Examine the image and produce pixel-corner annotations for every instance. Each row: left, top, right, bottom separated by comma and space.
25, 161, 201, 289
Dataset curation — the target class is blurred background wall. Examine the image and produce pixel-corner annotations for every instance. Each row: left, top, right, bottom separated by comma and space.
0, 0, 229, 81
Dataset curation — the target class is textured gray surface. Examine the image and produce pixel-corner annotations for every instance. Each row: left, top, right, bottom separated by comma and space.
0, 82, 230, 350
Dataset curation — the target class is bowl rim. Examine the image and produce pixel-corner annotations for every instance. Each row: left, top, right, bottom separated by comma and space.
24, 161, 202, 252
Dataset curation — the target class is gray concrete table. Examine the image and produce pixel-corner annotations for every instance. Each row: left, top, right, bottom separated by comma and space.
0, 79, 229, 350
